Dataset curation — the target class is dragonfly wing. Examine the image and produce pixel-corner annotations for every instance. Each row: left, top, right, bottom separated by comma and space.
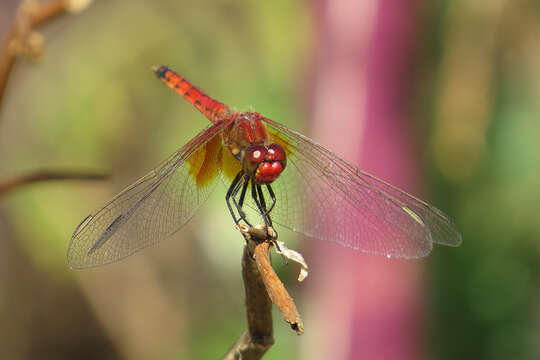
68, 121, 230, 268
260, 117, 462, 259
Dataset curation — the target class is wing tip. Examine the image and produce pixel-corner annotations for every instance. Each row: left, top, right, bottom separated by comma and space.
66, 252, 83, 270
444, 232, 463, 248
432, 222, 463, 248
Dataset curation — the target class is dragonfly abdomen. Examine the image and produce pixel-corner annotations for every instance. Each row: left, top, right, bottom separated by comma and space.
153, 66, 229, 123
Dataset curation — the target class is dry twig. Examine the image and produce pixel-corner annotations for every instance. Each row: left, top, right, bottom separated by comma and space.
0, 0, 76, 109
0, 1, 102, 197
0, 170, 108, 197
240, 224, 304, 333
222, 244, 274, 360
223, 225, 304, 360
253, 240, 304, 334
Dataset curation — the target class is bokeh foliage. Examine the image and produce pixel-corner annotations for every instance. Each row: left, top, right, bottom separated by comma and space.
1, 0, 539, 359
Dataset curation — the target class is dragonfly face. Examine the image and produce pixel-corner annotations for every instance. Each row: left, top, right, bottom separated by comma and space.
224, 112, 287, 185
244, 143, 287, 185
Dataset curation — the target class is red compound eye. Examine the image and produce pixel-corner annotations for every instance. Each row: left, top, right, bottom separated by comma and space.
256, 161, 284, 184
266, 143, 286, 168
259, 161, 283, 175
245, 145, 267, 163
266, 143, 286, 161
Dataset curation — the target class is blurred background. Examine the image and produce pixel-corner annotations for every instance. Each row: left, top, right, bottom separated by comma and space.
1, 0, 539, 359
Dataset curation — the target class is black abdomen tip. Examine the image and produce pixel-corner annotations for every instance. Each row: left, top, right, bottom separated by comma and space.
153, 65, 169, 78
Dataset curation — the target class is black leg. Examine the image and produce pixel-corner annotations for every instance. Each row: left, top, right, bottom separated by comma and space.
232, 176, 251, 226
256, 184, 273, 227
262, 184, 278, 240
251, 179, 266, 218
226, 171, 245, 225
238, 177, 250, 207
226, 172, 253, 253
252, 180, 277, 242
256, 184, 267, 212
256, 183, 281, 247
264, 184, 276, 216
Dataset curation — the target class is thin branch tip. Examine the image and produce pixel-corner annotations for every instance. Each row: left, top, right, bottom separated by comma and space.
0, 170, 109, 196
0, 0, 92, 110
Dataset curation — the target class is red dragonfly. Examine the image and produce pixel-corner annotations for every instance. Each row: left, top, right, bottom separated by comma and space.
68, 66, 462, 269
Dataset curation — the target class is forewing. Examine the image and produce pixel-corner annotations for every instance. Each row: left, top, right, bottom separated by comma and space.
68, 121, 230, 268
260, 117, 462, 259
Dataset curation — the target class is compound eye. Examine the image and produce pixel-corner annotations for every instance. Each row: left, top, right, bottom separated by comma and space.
245, 145, 267, 163
266, 143, 286, 162
266, 143, 286, 171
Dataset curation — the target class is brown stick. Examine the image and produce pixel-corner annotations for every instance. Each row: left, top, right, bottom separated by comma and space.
0, 170, 108, 196
0, 3, 105, 197
223, 227, 304, 359
0, 0, 70, 109
253, 241, 303, 334
238, 224, 304, 334
222, 244, 274, 360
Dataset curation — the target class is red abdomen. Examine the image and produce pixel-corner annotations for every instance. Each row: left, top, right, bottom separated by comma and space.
154, 66, 229, 124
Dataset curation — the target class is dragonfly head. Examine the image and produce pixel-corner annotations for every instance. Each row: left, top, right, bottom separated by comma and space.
243, 143, 287, 184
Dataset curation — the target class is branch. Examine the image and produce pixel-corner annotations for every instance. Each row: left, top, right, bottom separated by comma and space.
222, 244, 274, 360
253, 240, 303, 334
0, 0, 90, 110
0, 170, 108, 196
223, 225, 304, 360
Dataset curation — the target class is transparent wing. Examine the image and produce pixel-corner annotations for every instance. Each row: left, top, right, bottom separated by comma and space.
68, 121, 230, 268
259, 117, 462, 259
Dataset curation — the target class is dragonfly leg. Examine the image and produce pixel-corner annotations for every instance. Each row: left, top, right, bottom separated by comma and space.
236, 177, 250, 223
226, 171, 245, 225
226, 171, 252, 227
252, 181, 266, 220
263, 184, 276, 217
252, 181, 277, 241
256, 184, 273, 227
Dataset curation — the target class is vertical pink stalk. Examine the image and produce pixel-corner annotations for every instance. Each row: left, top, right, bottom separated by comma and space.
303, 1, 423, 359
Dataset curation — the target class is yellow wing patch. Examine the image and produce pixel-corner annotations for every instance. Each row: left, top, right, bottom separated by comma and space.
187, 134, 223, 188
221, 143, 242, 181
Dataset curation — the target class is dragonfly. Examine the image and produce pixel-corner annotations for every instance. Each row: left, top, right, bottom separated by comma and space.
67, 66, 462, 269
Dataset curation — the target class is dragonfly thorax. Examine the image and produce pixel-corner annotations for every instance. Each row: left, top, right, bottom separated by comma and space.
223, 112, 287, 183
